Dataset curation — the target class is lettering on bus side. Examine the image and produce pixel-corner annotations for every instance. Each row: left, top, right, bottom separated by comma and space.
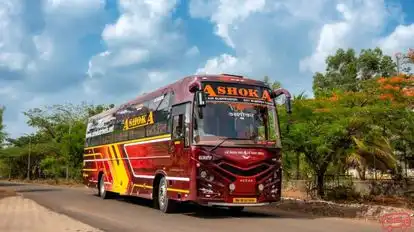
123, 111, 155, 130
202, 82, 272, 102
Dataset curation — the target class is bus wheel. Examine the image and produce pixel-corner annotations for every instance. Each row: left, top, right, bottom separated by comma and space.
98, 174, 111, 199
158, 176, 176, 213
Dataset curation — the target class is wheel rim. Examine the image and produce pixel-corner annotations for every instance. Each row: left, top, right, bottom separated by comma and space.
100, 176, 105, 195
158, 178, 167, 209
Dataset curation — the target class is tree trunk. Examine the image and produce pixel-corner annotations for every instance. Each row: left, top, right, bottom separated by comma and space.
8, 158, 12, 180
296, 153, 300, 180
317, 174, 325, 197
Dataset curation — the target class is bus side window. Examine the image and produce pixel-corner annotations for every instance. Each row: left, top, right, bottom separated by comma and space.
172, 114, 184, 140
171, 102, 191, 147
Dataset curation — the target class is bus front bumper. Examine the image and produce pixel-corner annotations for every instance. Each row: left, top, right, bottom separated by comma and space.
206, 202, 271, 207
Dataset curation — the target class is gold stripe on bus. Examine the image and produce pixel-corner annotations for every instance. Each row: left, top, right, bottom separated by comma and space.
132, 184, 189, 194
85, 134, 171, 150
83, 154, 96, 157
112, 145, 130, 194
83, 153, 103, 157
107, 146, 121, 191
167, 188, 190, 194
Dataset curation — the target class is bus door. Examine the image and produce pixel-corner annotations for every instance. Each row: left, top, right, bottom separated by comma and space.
169, 102, 191, 174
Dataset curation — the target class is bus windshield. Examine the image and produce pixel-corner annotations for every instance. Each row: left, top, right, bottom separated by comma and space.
193, 101, 281, 147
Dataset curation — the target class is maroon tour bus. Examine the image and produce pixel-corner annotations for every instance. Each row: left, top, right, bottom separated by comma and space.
82, 73, 292, 213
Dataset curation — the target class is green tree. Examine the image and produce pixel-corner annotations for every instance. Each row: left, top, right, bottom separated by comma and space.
0, 102, 113, 180
281, 97, 361, 197
313, 47, 397, 97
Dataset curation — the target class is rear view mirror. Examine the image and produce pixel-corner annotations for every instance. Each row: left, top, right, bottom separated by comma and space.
270, 88, 292, 114
196, 91, 206, 107
285, 97, 292, 114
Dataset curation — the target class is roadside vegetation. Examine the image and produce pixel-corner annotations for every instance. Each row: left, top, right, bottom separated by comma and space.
0, 47, 413, 208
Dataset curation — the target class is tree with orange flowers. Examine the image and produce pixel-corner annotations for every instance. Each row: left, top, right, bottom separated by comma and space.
313, 47, 397, 98
279, 47, 413, 198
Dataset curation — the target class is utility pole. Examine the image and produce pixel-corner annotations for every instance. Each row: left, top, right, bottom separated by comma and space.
8, 157, 12, 180
66, 121, 72, 180
57, 107, 74, 181
26, 134, 31, 180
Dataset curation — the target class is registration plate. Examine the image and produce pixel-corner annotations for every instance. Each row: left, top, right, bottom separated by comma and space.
232, 198, 257, 204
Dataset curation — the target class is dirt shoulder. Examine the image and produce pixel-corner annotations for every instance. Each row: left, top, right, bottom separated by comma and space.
0, 188, 17, 200
281, 188, 414, 222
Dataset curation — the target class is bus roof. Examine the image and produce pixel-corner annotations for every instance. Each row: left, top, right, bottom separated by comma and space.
88, 74, 269, 120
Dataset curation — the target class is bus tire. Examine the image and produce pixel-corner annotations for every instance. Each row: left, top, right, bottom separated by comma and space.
98, 173, 112, 199
157, 176, 176, 213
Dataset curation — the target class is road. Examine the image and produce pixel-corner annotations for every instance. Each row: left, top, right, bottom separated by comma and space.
1, 181, 383, 232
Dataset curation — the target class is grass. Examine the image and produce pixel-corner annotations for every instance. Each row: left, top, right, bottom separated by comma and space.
3, 178, 84, 187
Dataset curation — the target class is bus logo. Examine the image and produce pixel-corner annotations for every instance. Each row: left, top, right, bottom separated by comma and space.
203, 84, 272, 102
379, 212, 412, 231
123, 111, 154, 130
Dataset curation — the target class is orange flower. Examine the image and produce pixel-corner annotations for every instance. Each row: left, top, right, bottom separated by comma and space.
390, 76, 405, 83
377, 77, 387, 83
329, 93, 339, 101
379, 93, 394, 100
402, 87, 414, 97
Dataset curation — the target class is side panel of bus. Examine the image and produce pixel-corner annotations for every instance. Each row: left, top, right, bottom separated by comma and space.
83, 87, 193, 201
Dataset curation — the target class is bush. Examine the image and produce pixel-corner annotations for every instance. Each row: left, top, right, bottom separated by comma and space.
325, 183, 361, 201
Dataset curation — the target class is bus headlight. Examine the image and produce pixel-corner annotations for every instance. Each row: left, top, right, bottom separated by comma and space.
200, 170, 207, 178
229, 183, 236, 191
258, 184, 264, 192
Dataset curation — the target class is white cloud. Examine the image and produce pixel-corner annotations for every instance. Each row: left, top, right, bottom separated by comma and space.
1, 0, 414, 139
0, 0, 107, 137
86, 0, 192, 97
192, 0, 409, 97
196, 53, 239, 74
185, 46, 200, 57
378, 24, 414, 55
190, 0, 331, 93
43, 0, 105, 17
101, 0, 178, 47
300, 0, 390, 74
0, 0, 28, 72
190, 0, 266, 48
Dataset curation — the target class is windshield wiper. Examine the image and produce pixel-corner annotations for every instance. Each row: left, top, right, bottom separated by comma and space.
209, 137, 247, 153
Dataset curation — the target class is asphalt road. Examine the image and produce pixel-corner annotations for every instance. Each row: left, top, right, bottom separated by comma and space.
1, 181, 383, 232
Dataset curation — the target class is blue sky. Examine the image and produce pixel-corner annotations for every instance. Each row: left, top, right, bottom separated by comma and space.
1, 0, 413, 138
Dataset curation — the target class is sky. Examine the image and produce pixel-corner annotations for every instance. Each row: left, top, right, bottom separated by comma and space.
1, 0, 414, 138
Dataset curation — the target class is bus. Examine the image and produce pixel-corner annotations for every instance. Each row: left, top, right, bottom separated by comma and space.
82, 73, 292, 213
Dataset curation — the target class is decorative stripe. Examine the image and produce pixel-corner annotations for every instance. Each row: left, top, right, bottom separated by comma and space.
109, 145, 130, 194
167, 188, 190, 194
122, 136, 171, 178
86, 134, 171, 149
132, 184, 189, 194
132, 175, 189, 181
84, 156, 171, 162
83, 154, 97, 157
